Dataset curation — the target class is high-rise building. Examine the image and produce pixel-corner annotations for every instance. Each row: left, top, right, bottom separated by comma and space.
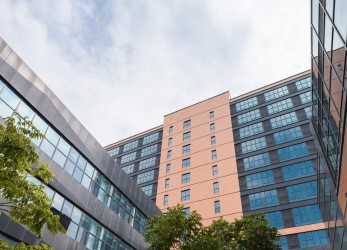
310, 0, 347, 249
0, 37, 160, 250
106, 71, 332, 249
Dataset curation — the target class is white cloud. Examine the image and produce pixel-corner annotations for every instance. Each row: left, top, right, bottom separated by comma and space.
0, 0, 310, 146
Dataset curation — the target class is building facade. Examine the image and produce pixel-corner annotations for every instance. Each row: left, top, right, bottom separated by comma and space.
310, 0, 347, 249
0, 37, 161, 250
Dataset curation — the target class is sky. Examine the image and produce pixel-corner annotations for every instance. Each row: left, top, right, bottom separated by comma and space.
0, 0, 311, 146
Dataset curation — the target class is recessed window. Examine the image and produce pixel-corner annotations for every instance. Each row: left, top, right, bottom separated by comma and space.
164, 195, 168, 205
165, 179, 170, 189
210, 123, 215, 132
212, 165, 218, 176
210, 111, 214, 119
182, 173, 191, 184
168, 138, 172, 146
213, 182, 219, 194
211, 136, 216, 145
183, 207, 190, 217
181, 189, 190, 201
167, 150, 172, 159
169, 126, 173, 134
183, 120, 191, 129
183, 144, 191, 154
211, 150, 217, 160
166, 164, 171, 173
182, 158, 191, 168
123, 140, 138, 152
214, 200, 220, 213
183, 131, 191, 141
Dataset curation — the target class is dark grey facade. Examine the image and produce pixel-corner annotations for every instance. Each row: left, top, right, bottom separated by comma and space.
105, 128, 163, 202
230, 74, 330, 249
0, 37, 161, 249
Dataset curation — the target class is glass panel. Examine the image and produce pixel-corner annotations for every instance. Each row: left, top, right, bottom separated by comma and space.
66, 222, 79, 239
334, 0, 347, 42
52, 193, 64, 211
325, 0, 334, 18
57, 138, 71, 156
332, 29, 346, 83
40, 139, 55, 158
325, 15, 333, 56
77, 156, 87, 171
85, 163, 94, 177
62, 200, 74, 217
68, 147, 79, 163
45, 127, 60, 146
0, 99, 13, 118
0, 86, 20, 110
71, 207, 82, 224
64, 159, 75, 175
73, 167, 83, 182
16, 101, 35, 120
52, 149, 67, 167
32, 115, 48, 134
312, 0, 319, 32
81, 174, 92, 189
312, 29, 319, 63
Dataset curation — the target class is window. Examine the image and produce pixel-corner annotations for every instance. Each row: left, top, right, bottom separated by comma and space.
210, 123, 215, 132
141, 184, 153, 196
183, 120, 191, 129
143, 132, 159, 145
282, 161, 314, 181
292, 204, 322, 226
239, 122, 263, 139
139, 156, 156, 170
122, 164, 134, 174
169, 126, 173, 134
213, 182, 219, 194
295, 77, 311, 91
298, 230, 328, 248
211, 136, 216, 145
212, 165, 218, 176
243, 153, 270, 170
278, 143, 309, 162
237, 109, 261, 125
182, 158, 191, 168
168, 138, 172, 146
235, 97, 258, 112
183, 144, 191, 154
210, 111, 215, 119
273, 126, 302, 145
165, 179, 170, 189
246, 170, 274, 189
214, 201, 221, 213
279, 236, 289, 250
267, 98, 293, 115
287, 181, 317, 202
166, 164, 171, 173
137, 170, 155, 184
183, 207, 190, 217
270, 112, 298, 129
264, 86, 289, 102
123, 140, 138, 152
141, 144, 158, 157
300, 92, 311, 104
167, 150, 172, 159
304, 107, 312, 118
183, 132, 191, 141
240, 137, 266, 154
121, 152, 136, 164
211, 150, 217, 160
182, 173, 190, 184
108, 147, 119, 157
164, 195, 168, 205
181, 189, 190, 201
266, 211, 284, 229
249, 189, 279, 210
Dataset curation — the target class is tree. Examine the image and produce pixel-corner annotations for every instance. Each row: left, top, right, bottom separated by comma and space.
145, 204, 281, 250
0, 115, 66, 249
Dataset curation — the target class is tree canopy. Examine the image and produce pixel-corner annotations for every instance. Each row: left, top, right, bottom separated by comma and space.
145, 204, 281, 250
0, 115, 65, 249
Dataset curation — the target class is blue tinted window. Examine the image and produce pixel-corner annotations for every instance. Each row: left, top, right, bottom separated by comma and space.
295, 77, 311, 91
246, 170, 274, 189
237, 109, 261, 125
181, 189, 190, 201
0, 86, 20, 110
182, 158, 190, 168
278, 143, 309, 162
40, 139, 55, 157
264, 86, 289, 102
282, 161, 314, 180
239, 122, 263, 138
107, 147, 119, 157
143, 132, 159, 145
0, 99, 13, 118
287, 181, 317, 202
141, 144, 158, 157
305, 107, 312, 118
243, 153, 270, 170
214, 200, 221, 213
122, 164, 134, 174
241, 137, 266, 154
266, 211, 284, 229
270, 112, 298, 129
182, 173, 190, 184
274, 126, 302, 144
141, 184, 153, 196
182, 144, 191, 154
249, 189, 279, 210
267, 98, 293, 115
139, 156, 156, 170
298, 230, 328, 248
279, 236, 288, 250
235, 97, 258, 112
123, 140, 138, 152
292, 204, 322, 226
17, 101, 35, 120
300, 92, 311, 104
121, 152, 136, 164
137, 170, 155, 184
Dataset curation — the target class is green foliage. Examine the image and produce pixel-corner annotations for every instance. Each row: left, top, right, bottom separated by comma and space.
0, 240, 53, 250
145, 204, 281, 250
0, 115, 65, 246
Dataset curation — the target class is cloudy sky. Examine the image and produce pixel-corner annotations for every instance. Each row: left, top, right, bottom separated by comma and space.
0, 0, 311, 146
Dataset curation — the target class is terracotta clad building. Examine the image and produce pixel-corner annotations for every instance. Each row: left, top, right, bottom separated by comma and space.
105, 71, 332, 249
